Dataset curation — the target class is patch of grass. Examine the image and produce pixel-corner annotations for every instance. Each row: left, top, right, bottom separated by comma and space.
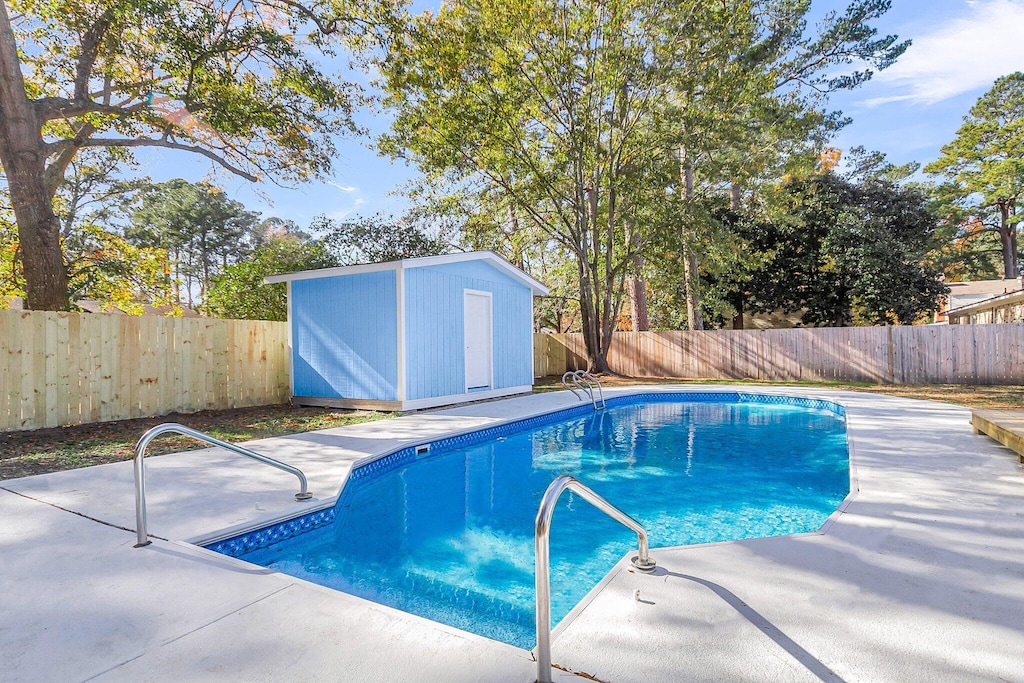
0, 405, 393, 481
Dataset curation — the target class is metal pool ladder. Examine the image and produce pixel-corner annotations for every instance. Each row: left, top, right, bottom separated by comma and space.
132, 423, 313, 548
560, 370, 606, 409
534, 475, 655, 683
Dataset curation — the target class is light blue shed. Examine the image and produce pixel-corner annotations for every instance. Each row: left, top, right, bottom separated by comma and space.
265, 251, 549, 411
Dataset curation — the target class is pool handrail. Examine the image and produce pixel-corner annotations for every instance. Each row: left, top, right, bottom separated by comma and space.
575, 370, 606, 409
534, 475, 655, 683
560, 371, 585, 400
571, 373, 595, 407
560, 370, 605, 409
132, 422, 313, 548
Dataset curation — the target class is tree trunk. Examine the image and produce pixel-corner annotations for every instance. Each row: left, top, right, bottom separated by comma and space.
581, 185, 611, 374
0, 1, 69, 310
627, 275, 649, 331
678, 145, 703, 331
683, 249, 704, 330
999, 202, 1018, 277
508, 205, 525, 268
625, 218, 649, 331
577, 253, 610, 373
729, 182, 743, 329
732, 292, 745, 330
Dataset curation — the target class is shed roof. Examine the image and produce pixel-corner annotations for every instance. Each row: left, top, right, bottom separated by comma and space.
264, 250, 549, 295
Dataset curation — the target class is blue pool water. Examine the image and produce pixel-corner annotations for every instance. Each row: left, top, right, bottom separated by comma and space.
211, 394, 849, 648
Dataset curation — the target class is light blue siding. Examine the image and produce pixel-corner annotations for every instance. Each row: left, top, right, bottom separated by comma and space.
404, 262, 533, 401
292, 271, 398, 401
419, 259, 525, 288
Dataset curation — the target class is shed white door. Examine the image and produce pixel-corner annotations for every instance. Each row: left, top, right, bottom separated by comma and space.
464, 290, 493, 391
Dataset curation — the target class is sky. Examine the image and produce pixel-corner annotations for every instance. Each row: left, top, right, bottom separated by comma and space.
135, 0, 1024, 228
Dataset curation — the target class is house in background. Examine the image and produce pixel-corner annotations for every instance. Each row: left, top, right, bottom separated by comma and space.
937, 278, 1024, 324
266, 251, 548, 411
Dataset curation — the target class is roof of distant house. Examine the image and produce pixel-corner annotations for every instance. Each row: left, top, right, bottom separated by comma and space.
945, 278, 1023, 310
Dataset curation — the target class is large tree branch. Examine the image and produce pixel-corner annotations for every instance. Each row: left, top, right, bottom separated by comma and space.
0, 0, 36, 163
49, 136, 258, 181
34, 96, 148, 122
74, 8, 115, 101
44, 122, 96, 197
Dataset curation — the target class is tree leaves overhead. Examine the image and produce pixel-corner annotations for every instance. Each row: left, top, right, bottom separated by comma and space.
9, 0, 392, 183
376, 0, 907, 365
1, 0, 400, 309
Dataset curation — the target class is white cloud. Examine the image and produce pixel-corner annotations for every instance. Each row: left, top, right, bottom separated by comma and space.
326, 208, 355, 221
323, 198, 366, 222
326, 181, 358, 193
863, 0, 1024, 107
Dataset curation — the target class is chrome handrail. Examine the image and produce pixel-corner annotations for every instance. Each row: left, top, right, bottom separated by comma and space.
560, 371, 585, 400
132, 423, 313, 548
575, 370, 606, 409
534, 475, 655, 683
560, 369, 606, 409
572, 372, 596, 408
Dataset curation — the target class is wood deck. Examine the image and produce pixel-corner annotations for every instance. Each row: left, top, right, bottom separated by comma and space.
971, 409, 1024, 463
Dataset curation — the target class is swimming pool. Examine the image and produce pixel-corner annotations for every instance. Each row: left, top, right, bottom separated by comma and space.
207, 392, 849, 648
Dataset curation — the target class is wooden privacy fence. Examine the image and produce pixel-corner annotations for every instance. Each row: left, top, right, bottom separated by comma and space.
0, 310, 289, 432
534, 324, 1024, 385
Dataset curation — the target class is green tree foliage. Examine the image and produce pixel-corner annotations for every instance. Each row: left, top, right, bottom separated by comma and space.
0, 150, 175, 313
925, 72, 1024, 278
0, 208, 24, 301
202, 213, 445, 320
0, 0, 397, 309
645, 198, 753, 330
312, 213, 447, 264
126, 179, 259, 304
722, 171, 947, 326
202, 234, 338, 321
377, 0, 906, 369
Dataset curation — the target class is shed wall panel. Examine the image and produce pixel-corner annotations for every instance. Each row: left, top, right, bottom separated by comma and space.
292, 271, 398, 401
405, 263, 533, 401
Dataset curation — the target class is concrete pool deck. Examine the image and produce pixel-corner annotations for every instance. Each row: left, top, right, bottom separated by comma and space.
1, 387, 1022, 682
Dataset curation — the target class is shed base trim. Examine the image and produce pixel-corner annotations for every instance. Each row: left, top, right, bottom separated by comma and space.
292, 385, 534, 412
292, 396, 403, 411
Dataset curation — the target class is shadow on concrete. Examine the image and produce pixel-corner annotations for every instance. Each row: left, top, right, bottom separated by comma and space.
652, 567, 846, 683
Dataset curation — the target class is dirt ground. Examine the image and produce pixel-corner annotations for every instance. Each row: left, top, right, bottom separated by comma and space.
0, 404, 391, 481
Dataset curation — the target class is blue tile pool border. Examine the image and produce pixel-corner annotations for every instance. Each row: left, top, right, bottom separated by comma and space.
205, 391, 845, 559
